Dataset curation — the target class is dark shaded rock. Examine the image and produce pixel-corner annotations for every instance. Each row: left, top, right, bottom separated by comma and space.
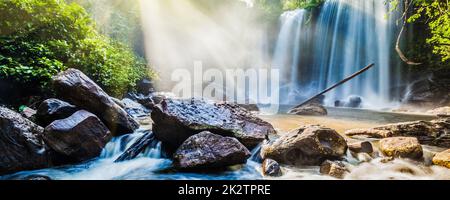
334, 100, 343, 107
152, 98, 276, 150
43, 110, 112, 163
345, 96, 362, 108
52, 68, 139, 136
150, 92, 177, 105
115, 131, 156, 162
261, 125, 348, 166
173, 131, 251, 169
379, 137, 423, 160
125, 92, 176, 109
335, 96, 362, 108
345, 118, 450, 148
36, 99, 78, 127
111, 97, 125, 108
121, 98, 150, 118
403, 76, 450, 107
262, 158, 282, 177
288, 103, 327, 116
20, 106, 37, 120
24, 175, 52, 180
320, 160, 349, 179
238, 104, 260, 112
348, 141, 373, 154
126, 93, 155, 109
0, 107, 50, 175
136, 78, 155, 95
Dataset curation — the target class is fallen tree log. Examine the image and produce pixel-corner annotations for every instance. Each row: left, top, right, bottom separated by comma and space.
290, 63, 375, 111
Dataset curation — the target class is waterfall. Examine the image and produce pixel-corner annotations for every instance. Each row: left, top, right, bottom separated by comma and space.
273, 0, 403, 108
273, 9, 308, 104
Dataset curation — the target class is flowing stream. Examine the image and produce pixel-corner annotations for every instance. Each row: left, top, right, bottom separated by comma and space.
2, 109, 449, 180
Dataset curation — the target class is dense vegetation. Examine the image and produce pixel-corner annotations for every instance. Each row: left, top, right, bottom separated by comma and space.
389, 0, 450, 68
0, 0, 154, 97
282, 0, 324, 10
68, 0, 145, 57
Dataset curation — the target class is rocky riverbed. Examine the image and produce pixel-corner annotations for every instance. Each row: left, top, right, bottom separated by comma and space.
1, 68, 450, 180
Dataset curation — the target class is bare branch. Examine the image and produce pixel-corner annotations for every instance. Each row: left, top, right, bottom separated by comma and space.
395, 0, 422, 66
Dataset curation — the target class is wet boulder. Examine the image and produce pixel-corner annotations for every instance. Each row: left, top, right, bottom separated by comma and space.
432, 149, 450, 169
379, 137, 423, 160
345, 96, 363, 108
348, 141, 373, 154
20, 106, 37, 120
136, 78, 155, 96
288, 103, 327, 116
262, 158, 282, 177
345, 118, 450, 148
320, 160, 349, 179
173, 131, 251, 169
261, 125, 348, 166
52, 68, 139, 136
36, 99, 78, 127
152, 98, 276, 150
0, 107, 50, 175
43, 110, 112, 163
121, 98, 150, 118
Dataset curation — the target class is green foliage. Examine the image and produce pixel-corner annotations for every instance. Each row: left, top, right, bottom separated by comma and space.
254, 0, 283, 21
68, 0, 145, 56
389, 0, 450, 64
0, 0, 154, 97
411, 1, 450, 62
254, 0, 323, 13
282, 0, 324, 10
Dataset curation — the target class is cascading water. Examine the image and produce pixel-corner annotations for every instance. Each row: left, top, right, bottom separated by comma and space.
273, 9, 308, 104
273, 0, 404, 108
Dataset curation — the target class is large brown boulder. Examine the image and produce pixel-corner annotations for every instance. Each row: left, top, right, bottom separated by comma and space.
52, 69, 139, 135
173, 131, 251, 169
151, 98, 276, 150
261, 125, 348, 166
43, 110, 112, 163
378, 137, 423, 160
345, 118, 450, 148
0, 107, 50, 175
36, 98, 78, 127
432, 149, 450, 169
